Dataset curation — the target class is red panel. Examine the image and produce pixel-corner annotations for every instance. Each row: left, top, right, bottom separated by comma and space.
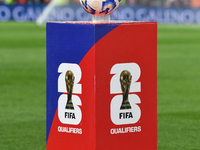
95, 22, 157, 150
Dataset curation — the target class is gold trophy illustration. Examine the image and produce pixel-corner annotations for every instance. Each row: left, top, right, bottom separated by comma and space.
65, 70, 75, 110
120, 70, 132, 110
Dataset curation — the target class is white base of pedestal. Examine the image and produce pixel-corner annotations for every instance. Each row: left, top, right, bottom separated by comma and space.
92, 15, 110, 23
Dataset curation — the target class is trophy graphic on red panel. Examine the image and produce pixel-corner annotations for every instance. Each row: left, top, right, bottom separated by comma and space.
65, 70, 75, 110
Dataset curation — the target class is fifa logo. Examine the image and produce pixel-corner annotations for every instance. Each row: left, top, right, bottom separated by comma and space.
110, 63, 141, 125
57, 63, 82, 125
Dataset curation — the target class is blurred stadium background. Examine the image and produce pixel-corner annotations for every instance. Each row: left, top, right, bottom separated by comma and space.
0, 0, 200, 22
0, 0, 200, 150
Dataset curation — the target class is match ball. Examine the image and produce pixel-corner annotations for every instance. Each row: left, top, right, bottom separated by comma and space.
80, 0, 121, 17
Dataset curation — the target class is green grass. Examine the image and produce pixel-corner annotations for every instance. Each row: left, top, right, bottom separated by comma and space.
0, 22, 200, 149
157, 25, 200, 150
0, 22, 46, 150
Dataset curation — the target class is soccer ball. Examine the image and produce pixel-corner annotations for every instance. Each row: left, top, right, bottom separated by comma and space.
80, 0, 121, 17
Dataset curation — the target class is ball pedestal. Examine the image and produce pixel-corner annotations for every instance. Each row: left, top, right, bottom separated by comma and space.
91, 15, 110, 23
46, 21, 157, 150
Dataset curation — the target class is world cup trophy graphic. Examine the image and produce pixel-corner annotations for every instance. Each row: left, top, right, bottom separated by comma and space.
120, 70, 132, 110
65, 70, 75, 110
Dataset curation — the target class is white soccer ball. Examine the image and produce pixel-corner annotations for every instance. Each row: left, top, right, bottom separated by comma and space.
80, 0, 121, 17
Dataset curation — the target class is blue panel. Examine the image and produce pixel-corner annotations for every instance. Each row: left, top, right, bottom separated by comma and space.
46, 22, 95, 142
46, 22, 119, 142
